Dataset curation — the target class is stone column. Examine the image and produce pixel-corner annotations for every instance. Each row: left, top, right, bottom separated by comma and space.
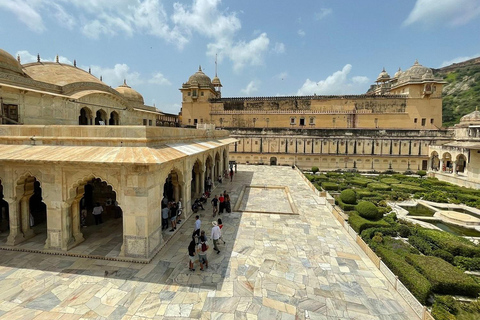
427, 157, 432, 170
173, 181, 180, 202
440, 159, 444, 172
200, 169, 205, 195
453, 161, 457, 175
6, 198, 25, 245
20, 196, 35, 239
71, 199, 84, 244
195, 171, 200, 197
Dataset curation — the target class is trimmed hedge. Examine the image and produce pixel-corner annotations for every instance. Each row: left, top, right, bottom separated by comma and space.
321, 182, 339, 191
356, 201, 379, 220
348, 213, 390, 233
416, 170, 427, 177
351, 178, 375, 187
367, 182, 391, 191
360, 227, 397, 241
356, 189, 373, 199
453, 256, 480, 271
380, 178, 400, 184
406, 254, 480, 297
408, 235, 434, 255
375, 247, 431, 304
340, 189, 357, 204
415, 229, 480, 257
337, 197, 356, 211
391, 184, 425, 193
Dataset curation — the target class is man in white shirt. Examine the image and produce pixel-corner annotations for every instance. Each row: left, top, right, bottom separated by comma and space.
92, 202, 103, 225
211, 221, 221, 254
193, 215, 201, 239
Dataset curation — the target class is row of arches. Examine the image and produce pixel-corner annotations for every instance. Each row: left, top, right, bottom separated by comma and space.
0, 149, 230, 257
79, 107, 119, 125
429, 151, 467, 174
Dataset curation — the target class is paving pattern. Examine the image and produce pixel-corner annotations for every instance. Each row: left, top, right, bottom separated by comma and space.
0, 165, 418, 319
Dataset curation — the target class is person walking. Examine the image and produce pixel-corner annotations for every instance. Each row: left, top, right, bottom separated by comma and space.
211, 195, 219, 217
211, 221, 221, 254
229, 169, 234, 182
193, 215, 201, 240
217, 218, 226, 244
176, 198, 183, 224
188, 236, 196, 271
197, 231, 209, 271
169, 202, 177, 232
92, 202, 103, 225
218, 193, 225, 214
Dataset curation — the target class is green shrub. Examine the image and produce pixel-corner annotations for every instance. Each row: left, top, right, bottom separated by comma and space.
380, 178, 400, 184
422, 191, 449, 203
415, 229, 480, 257
321, 182, 339, 191
453, 256, 480, 271
304, 173, 315, 182
340, 189, 357, 204
396, 224, 411, 238
432, 249, 454, 264
391, 183, 425, 193
406, 254, 480, 297
367, 182, 391, 191
351, 178, 375, 187
375, 247, 431, 304
416, 170, 427, 177
361, 227, 397, 241
315, 174, 328, 181
356, 201, 379, 220
311, 166, 319, 174
431, 304, 456, 320
382, 212, 396, 224
348, 213, 390, 233
433, 295, 459, 316
337, 197, 356, 211
408, 235, 434, 255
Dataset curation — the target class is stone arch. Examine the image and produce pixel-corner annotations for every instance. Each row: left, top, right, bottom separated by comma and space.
456, 154, 467, 173
214, 151, 221, 179
205, 154, 214, 181
95, 109, 107, 125
79, 106, 93, 125
160, 165, 185, 203
191, 158, 204, 198
441, 152, 452, 172
429, 151, 439, 170
223, 149, 228, 175
109, 111, 120, 125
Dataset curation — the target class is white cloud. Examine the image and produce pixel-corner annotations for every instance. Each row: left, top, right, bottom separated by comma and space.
149, 72, 171, 85
90, 64, 143, 87
298, 29, 306, 37
241, 80, 260, 96
315, 8, 332, 20
404, 0, 480, 27
16, 50, 71, 64
0, 0, 45, 33
440, 54, 480, 67
297, 64, 369, 95
272, 42, 285, 54
227, 33, 270, 72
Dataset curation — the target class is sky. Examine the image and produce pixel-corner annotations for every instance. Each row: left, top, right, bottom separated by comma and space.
1, 0, 480, 114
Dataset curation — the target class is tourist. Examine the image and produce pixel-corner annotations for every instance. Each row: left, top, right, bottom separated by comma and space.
162, 205, 169, 230
211, 195, 219, 217
211, 221, 221, 254
92, 202, 103, 225
229, 169, 234, 182
206, 176, 212, 192
197, 231, 209, 271
224, 192, 231, 213
218, 193, 225, 214
188, 236, 196, 271
193, 215, 201, 239
176, 198, 183, 224
217, 218, 226, 244
218, 175, 222, 184
169, 202, 177, 232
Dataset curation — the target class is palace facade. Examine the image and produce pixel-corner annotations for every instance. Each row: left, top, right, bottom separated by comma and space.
179, 61, 451, 172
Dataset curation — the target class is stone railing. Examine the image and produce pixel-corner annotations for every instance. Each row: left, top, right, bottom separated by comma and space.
210, 108, 408, 115
297, 168, 434, 320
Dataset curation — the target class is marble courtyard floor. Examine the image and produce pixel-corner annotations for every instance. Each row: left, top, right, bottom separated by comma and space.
0, 165, 419, 319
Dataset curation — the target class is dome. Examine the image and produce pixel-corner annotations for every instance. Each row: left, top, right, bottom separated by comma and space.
115, 80, 144, 104
376, 68, 390, 82
187, 66, 212, 86
0, 48, 24, 75
23, 62, 105, 86
393, 67, 403, 79
460, 109, 480, 124
398, 60, 432, 83
212, 75, 222, 87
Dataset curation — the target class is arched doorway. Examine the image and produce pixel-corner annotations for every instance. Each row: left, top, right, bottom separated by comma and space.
430, 151, 439, 170
205, 155, 213, 182
223, 150, 228, 176
214, 152, 221, 180
270, 157, 277, 165
162, 169, 184, 231
191, 160, 203, 199
79, 107, 93, 125
0, 180, 9, 233
68, 178, 122, 252
109, 111, 119, 125
95, 110, 107, 125
456, 154, 467, 173
442, 152, 452, 173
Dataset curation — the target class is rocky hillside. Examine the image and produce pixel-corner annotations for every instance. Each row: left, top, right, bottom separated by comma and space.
432, 57, 480, 127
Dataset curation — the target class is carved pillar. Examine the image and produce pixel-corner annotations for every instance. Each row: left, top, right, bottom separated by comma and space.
453, 161, 457, 175
20, 196, 34, 239
200, 169, 205, 195
427, 157, 432, 170
440, 159, 444, 172
173, 181, 180, 202
6, 197, 24, 245
71, 199, 84, 244
195, 171, 200, 197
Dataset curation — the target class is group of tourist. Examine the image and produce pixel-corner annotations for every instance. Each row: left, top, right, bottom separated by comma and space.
161, 197, 182, 232
188, 215, 225, 271
210, 190, 231, 217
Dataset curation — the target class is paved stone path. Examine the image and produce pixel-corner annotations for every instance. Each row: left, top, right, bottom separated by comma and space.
0, 165, 418, 319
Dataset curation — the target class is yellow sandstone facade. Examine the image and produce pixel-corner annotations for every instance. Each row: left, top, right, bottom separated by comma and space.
180, 61, 449, 172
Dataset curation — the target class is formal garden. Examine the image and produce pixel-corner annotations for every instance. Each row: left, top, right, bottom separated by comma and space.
304, 168, 480, 320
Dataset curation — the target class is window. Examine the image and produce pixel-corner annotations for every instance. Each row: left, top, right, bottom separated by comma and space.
255, 141, 258, 145
201, 92, 204, 96
421, 118, 426, 126
194, 119, 198, 125
374, 118, 378, 128
309, 117, 315, 125
430, 118, 434, 124
148, 120, 152, 126
414, 118, 417, 123
188, 92, 191, 96
143, 119, 147, 125
193, 89, 197, 97
200, 118, 204, 123
290, 117, 295, 125
299, 117, 305, 126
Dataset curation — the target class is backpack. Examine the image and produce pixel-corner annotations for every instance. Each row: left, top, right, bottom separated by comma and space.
201, 242, 208, 252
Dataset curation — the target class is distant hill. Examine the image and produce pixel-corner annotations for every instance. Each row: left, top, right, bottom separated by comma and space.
432, 57, 480, 127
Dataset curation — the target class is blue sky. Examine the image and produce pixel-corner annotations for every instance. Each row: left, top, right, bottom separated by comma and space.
1, 0, 479, 114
